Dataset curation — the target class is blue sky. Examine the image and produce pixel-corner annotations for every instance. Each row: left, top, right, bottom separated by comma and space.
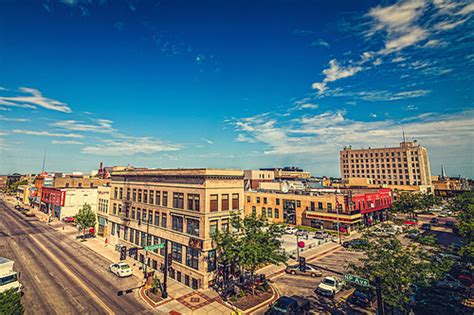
0, 0, 473, 178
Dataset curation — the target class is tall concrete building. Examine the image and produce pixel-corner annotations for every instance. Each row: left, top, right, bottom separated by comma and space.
107, 168, 244, 290
340, 141, 432, 192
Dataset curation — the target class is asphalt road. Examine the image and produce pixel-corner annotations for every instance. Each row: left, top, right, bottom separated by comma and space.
0, 199, 151, 315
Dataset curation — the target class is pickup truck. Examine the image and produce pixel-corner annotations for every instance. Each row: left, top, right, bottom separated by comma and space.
316, 276, 344, 297
265, 295, 311, 315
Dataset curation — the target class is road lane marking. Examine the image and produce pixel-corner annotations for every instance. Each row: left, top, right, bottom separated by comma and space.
34, 275, 41, 284
29, 235, 115, 315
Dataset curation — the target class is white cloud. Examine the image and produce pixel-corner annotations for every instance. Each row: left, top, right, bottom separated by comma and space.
0, 116, 29, 122
404, 104, 418, 111
356, 89, 430, 101
0, 87, 72, 113
370, 113, 378, 118
457, 3, 474, 15
12, 129, 83, 138
51, 140, 84, 145
434, 18, 468, 31
0, 107, 10, 111
81, 137, 180, 156
201, 138, 214, 145
380, 26, 427, 54
51, 119, 115, 133
311, 39, 330, 48
312, 59, 363, 95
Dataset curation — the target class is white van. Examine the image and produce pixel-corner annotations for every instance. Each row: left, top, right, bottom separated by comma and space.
0, 257, 22, 294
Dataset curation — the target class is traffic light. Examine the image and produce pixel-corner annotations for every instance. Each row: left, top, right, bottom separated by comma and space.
167, 253, 173, 267
128, 247, 138, 257
120, 246, 127, 261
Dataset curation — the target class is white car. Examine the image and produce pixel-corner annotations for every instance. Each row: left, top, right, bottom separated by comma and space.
109, 262, 133, 278
285, 227, 298, 235
316, 276, 344, 297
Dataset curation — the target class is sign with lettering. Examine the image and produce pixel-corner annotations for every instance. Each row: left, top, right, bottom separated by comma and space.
343, 274, 370, 287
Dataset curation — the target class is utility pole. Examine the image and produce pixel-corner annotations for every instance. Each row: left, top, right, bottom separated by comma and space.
143, 213, 150, 279
41, 146, 47, 173
375, 276, 384, 315
161, 239, 169, 299
296, 233, 300, 261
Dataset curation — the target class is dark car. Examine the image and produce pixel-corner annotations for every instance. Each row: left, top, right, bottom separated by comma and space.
430, 218, 439, 224
14, 205, 21, 210
421, 223, 431, 230
444, 221, 454, 227
343, 239, 369, 250
265, 295, 310, 315
349, 288, 375, 308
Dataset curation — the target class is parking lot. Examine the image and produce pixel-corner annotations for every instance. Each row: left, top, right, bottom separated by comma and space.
271, 246, 371, 314
279, 231, 335, 257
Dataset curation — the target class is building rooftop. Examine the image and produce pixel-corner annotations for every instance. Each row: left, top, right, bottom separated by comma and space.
111, 168, 244, 177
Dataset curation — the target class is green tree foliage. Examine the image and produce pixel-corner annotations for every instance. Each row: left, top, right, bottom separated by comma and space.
213, 213, 287, 295
392, 192, 441, 217
0, 288, 24, 315
74, 203, 96, 239
8, 180, 28, 192
452, 192, 474, 260
348, 236, 453, 312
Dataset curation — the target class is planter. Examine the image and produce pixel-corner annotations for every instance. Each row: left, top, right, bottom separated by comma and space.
145, 288, 163, 303
230, 288, 273, 311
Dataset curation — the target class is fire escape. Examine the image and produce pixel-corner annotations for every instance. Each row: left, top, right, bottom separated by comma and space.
120, 182, 131, 225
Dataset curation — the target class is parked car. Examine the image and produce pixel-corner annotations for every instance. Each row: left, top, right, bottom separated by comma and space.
421, 223, 431, 230
285, 263, 322, 278
445, 221, 454, 228
430, 218, 439, 224
23, 211, 36, 217
296, 230, 309, 238
316, 276, 344, 297
285, 227, 298, 235
342, 239, 369, 250
405, 230, 420, 240
109, 262, 133, 277
14, 205, 20, 210
436, 274, 465, 292
265, 295, 311, 315
314, 231, 329, 239
403, 219, 418, 226
348, 288, 376, 308
63, 217, 75, 223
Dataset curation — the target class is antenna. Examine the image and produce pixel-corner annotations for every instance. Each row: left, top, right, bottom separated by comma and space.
402, 125, 406, 143
41, 146, 47, 173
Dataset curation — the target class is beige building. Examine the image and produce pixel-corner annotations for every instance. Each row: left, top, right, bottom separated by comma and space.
107, 168, 244, 290
97, 185, 111, 237
244, 170, 275, 190
340, 141, 432, 192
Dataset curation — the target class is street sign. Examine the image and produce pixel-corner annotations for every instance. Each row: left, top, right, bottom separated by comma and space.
297, 241, 305, 248
144, 243, 165, 251
343, 274, 370, 287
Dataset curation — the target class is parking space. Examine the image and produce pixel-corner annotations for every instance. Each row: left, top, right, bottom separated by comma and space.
280, 231, 335, 256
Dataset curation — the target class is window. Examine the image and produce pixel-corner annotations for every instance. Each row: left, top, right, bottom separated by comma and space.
138, 189, 142, 202
129, 228, 134, 243
162, 192, 168, 207
310, 202, 315, 211
187, 194, 200, 211
221, 220, 229, 233
148, 210, 153, 224
261, 207, 266, 217
186, 247, 200, 270
135, 230, 140, 245
207, 250, 217, 272
142, 209, 147, 223
132, 189, 137, 201
252, 206, 256, 216
171, 242, 182, 263
268, 208, 273, 218
155, 191, 161, 206
327, 203, 332, 210
141, 232, 146, 246
123, 227, 128, 240
111, 222, 115, 235
275, 208, 279, 219
210, 221, 218, 238
113, 204, 117, 215
126, 188, 130, 200
263, 197, 267, 204
256, 197, 260, 203
186, 218, 200, 236
162, 213, 167, 228
119, 188, 123, 199
276, 198, 280, 206
318, 202, 323, 209
173, 193, 184, 209
117, 224, 121, 238
221, 194, 229, 210
246, 196, 251, 203
149, 190, 154, 204
210, 194, 218, 212
154, 212, 160, 226
232, 194, 239, 209
114, 187, 118, 199
137, 210, 141, 222
132, 207, 136, 220
296, 200, 301, 207
172, 216, 183, 232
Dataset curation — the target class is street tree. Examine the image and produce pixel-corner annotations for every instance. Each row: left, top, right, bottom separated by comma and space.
392, 192, 441, 217
453, 192, 474, 260
74, 203, 96, 240
0, 288, 24, 315
214, 213, 287, 295
348, 236, 453, 312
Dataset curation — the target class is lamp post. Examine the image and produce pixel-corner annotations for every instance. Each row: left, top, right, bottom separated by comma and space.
335, 189, 341, 244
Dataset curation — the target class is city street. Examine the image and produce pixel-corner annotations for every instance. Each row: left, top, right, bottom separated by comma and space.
0, 199, 150, 315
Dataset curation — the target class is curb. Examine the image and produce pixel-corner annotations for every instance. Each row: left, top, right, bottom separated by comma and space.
139, 286, 173, 308
246, 284, 280, 315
